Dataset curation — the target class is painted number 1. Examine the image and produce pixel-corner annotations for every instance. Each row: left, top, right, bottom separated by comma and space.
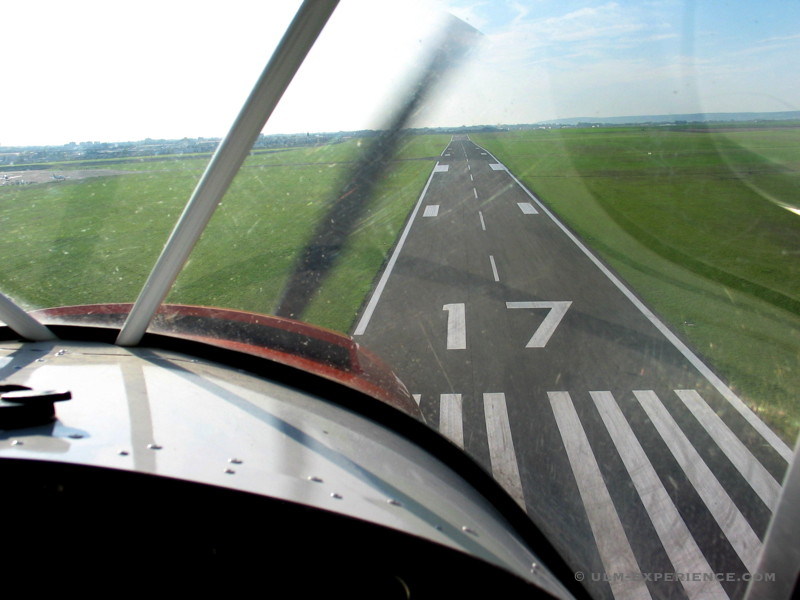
443, 303, 467, 349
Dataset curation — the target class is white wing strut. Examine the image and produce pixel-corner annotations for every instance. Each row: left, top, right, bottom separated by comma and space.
0, 291, 56, 341
116, 0, 339, 346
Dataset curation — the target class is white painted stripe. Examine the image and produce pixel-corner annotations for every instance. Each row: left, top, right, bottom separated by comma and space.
469, 173, 474, 181
439, 394, 464, 448
443, 303, 466, 349
433, 164, 449, 172
353, 160, 441, 336
412, 394, 421, 406
549, 392, 651, 600
489, 255, 500, 282
489, 163, 506, 171
590, 391, 728, 599
473, 187, 478, 199
633, 390, 762, 572
423, 204, 439, 217
517, 202, 538, 215
675, 389, 781, 511
484, 393, 526, 508
474, 142, 791, 463
480, 152, 487, 155
478, 211, 486, 231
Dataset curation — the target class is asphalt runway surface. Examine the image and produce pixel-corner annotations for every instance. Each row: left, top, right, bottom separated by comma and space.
354, 135, 791, 600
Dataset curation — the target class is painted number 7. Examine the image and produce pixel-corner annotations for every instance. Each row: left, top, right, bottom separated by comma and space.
505, 301, 572, 348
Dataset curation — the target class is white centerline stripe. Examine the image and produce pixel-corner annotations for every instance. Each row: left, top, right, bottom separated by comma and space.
353, 161, 440, 335
478, 211, 486, 231
422, 204, 439, 217
439, 394, 464, 448
549, 392, 651, 600
473, 143, 791, 462
517, 202, 539, 215
489, 255, 500, 282
674, 390, 781, 511
473, 187, 478, 199
469, 173, 474, 181
484, 393, 526, 508
590, 391, 728, 599
633, 390, 762, 572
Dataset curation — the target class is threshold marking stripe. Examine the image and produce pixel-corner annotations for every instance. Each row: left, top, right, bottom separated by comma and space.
674, 390, 780, 511
484, 393, 526, 508
473, 143, 791, 462
549, 392, 651, 600
423, 205, 439, 217
479, 211, 486, 231
633, 390, 761, 572
489, 163, 506, 171
489, 255, 500, 282
353, 160, 440, 336
518, 202, 538, 214
589, 391, 728, 600
433, 164, 449, 172
439, 394, 464, 448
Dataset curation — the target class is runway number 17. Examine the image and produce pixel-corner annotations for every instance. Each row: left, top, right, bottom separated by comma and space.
443, 301, 571, 349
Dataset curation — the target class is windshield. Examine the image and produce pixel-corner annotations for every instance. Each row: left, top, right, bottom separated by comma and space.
2, 1, 798, 598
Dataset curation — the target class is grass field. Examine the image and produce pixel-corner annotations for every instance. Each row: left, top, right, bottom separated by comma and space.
473, 126, 800, 443
0, 133, 449, 330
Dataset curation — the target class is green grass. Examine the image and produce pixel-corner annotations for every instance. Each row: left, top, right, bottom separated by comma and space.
0, 134, 448, 332
473, 127, 800, 443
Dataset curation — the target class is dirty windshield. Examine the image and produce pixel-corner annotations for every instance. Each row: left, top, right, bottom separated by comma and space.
1, 1, 798, 599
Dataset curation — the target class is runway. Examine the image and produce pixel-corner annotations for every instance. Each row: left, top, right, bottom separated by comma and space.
354, 135, 790, 600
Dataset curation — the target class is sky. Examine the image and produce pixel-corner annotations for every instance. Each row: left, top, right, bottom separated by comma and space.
2, 0, 799, 146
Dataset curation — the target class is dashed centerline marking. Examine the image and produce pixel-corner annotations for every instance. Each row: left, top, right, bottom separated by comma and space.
479, 211, 486, 231
473, 187, 478, 199
423, 204, 439, 217
489, 255, 500, 282
517, 202, 538, 215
